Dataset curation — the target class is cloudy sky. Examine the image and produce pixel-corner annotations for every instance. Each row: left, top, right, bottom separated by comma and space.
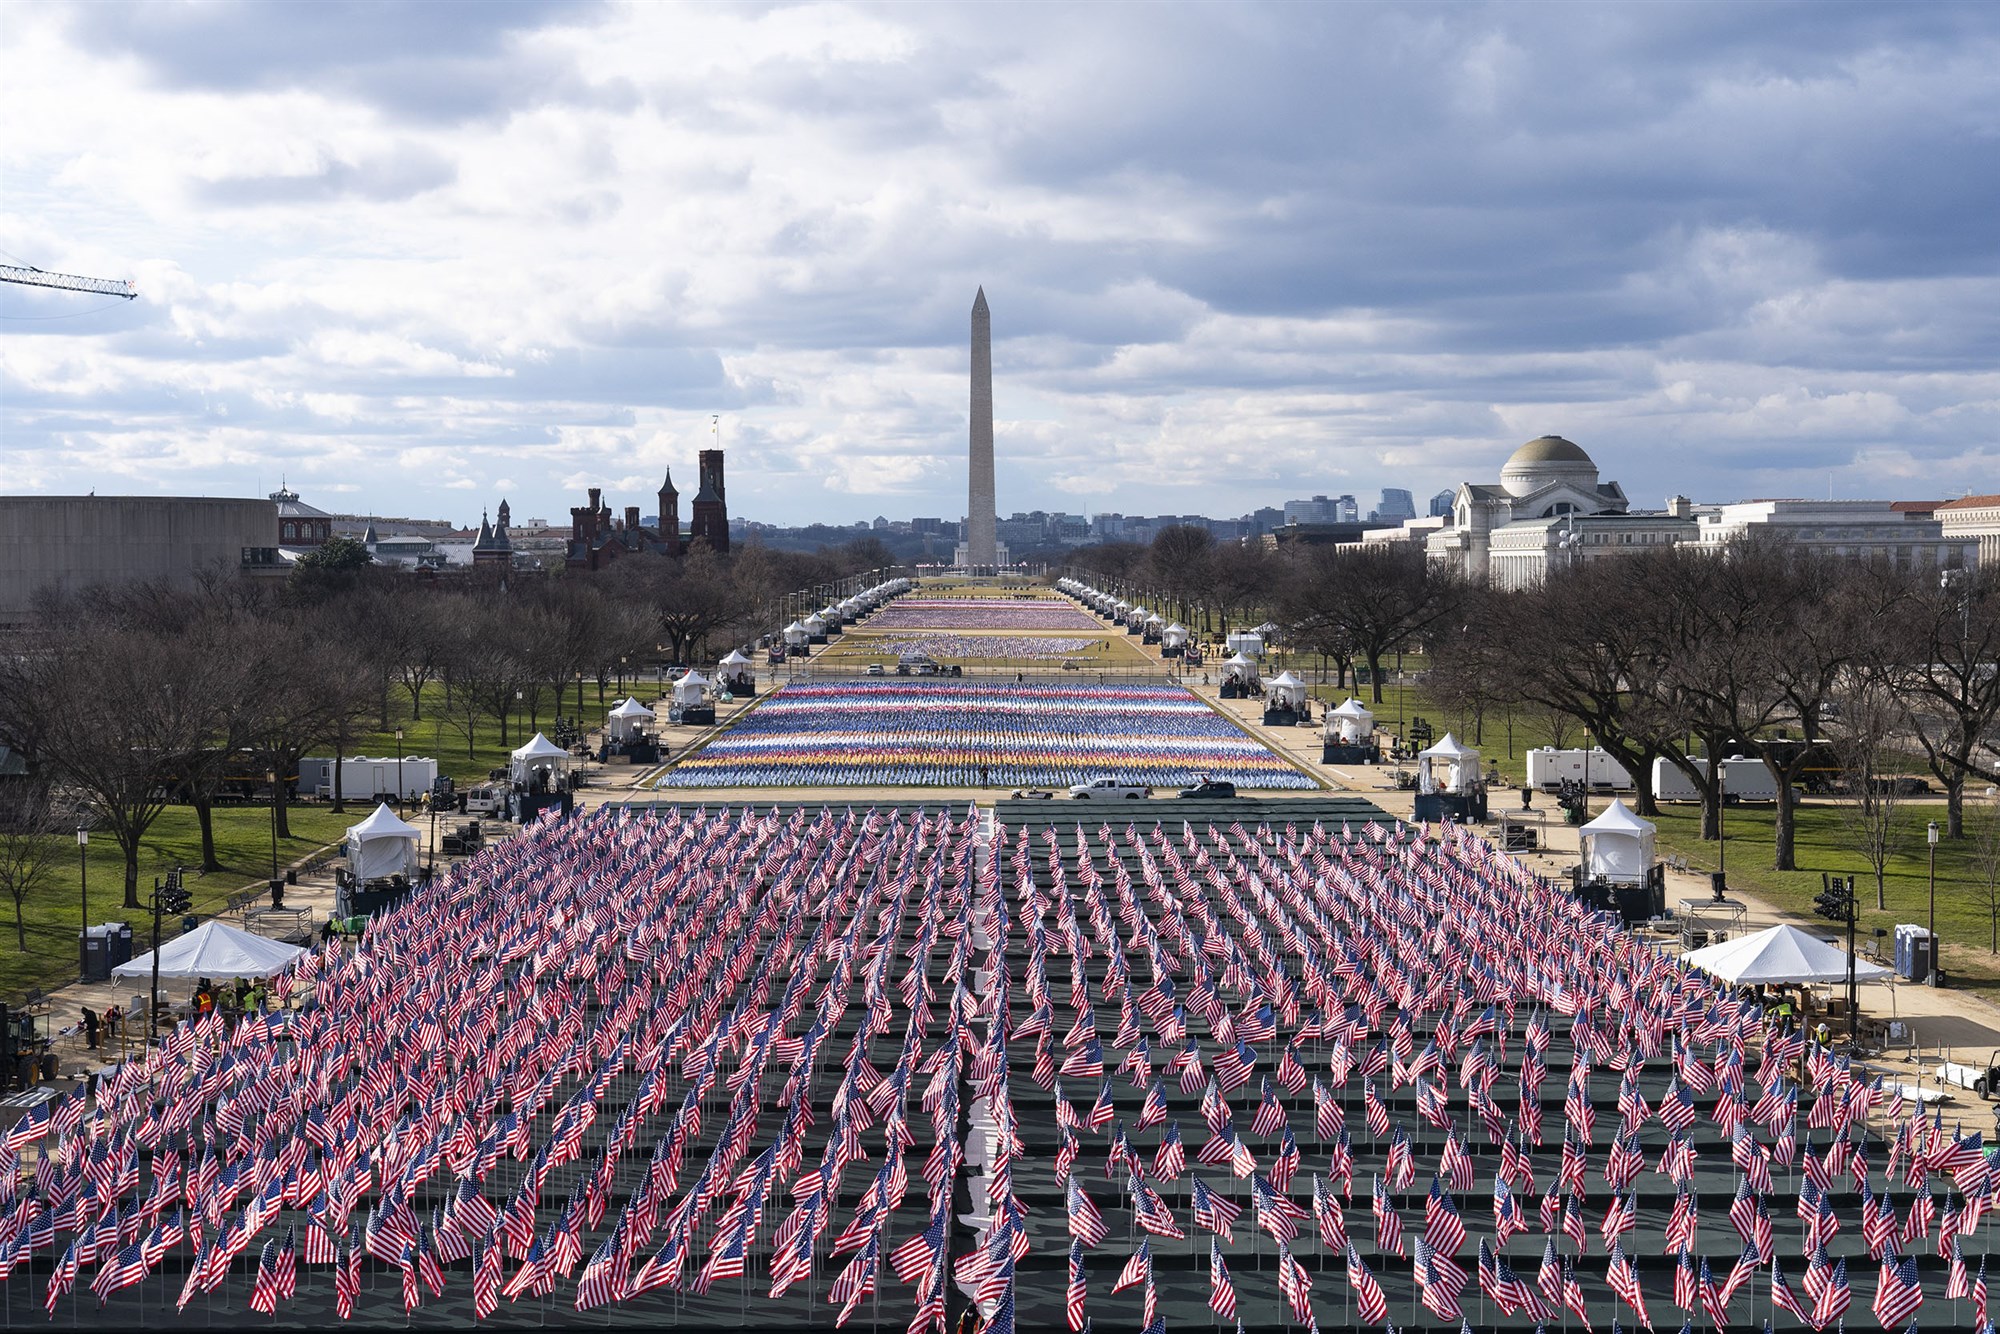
5, 2, 1999, 529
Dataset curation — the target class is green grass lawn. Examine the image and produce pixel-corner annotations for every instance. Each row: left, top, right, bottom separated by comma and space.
0, 804, 360, 1004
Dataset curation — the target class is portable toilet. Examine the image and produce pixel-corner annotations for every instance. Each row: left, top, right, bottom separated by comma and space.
1264, 671, 1308, 725
1322, 698, 1376, 763
1414, 732, 1487, 823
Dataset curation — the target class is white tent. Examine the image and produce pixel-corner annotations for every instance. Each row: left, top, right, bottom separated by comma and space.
1266, 671, 1308, 709
1579, 799, 1656, 884
1162, 623, 1189, 649
1326, 698, 1375, 743
718, 649, 752, 668
113, 919, 306, 980
344, 802, 422, 881
1225, 631, 1264, 658
1417, 732, 1479, 795
509, 732, 571, 786
1222, 652, 1259, 684
606, 697, 654, 742
1681, 923, 1895, 986
672, 671, 710, 706
782, 621, 809, 647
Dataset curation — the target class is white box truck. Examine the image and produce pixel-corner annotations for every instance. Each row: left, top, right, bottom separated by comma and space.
1651, 756, 1708, 803
1719, 757, 1780, 802
1528, 747, 1635, 793
1650, 755, 1779, 803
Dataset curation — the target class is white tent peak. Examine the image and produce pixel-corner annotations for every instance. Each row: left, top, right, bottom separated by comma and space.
1681, 922, 1895, 986
1581, 799, 1652, 834
719, 649, 752, 666
608, 697, 653, 719
1420, 732, 1478, 760
1330, 698, 1372, 719
112, 919, 306, 980
1268, 670, 1304, 687
511, 733, 568, 762
346, 802, 420, 840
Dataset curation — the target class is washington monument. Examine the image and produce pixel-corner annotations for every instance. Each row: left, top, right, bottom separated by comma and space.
965, 287, 998, 571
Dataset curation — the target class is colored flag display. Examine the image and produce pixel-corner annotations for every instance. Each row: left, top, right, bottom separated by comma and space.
6, 800, 1987, 1328
658, 681, 1317, 789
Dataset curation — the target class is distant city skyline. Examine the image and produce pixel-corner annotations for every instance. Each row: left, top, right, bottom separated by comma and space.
6, 5, 1999, 525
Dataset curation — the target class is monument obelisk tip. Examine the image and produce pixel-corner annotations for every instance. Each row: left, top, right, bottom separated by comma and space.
973, 286, 987, 312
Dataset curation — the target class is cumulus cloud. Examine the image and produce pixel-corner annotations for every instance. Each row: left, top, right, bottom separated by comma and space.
4, 0, 2000, 524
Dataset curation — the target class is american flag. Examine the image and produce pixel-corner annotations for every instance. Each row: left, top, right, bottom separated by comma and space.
1343, 1241, 1384, 1324
1872, 1251, 1924, 1328
1208, 1237, 1237, 1320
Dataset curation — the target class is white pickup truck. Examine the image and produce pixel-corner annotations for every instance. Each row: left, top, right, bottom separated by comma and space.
1068, 777, 1151, 800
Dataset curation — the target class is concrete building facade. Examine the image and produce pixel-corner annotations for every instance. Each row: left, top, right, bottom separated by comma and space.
1938, 495, 2000, 568
0, 495, 280, 625
1690, 499, 1974, 568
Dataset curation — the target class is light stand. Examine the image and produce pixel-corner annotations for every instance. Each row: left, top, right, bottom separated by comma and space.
1929, 820, 1941, 986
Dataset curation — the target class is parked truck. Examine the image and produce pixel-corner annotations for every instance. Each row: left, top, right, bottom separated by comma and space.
1650, 756, 1781, 803
1068, 777, 1151, 800
1525, 747, 1635, 794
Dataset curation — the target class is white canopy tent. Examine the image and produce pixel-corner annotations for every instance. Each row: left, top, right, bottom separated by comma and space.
1681, 923, 1896, 987
344, 802, 422, 881
509, 733, 571, 788
782, 621, 809, 648
1225, 631, 1264, 658
1266, 671, 1308, 710
606, 697, 654, 742
1162, 622, 1189, 650
1417, 732, 1480, 795
672, 671, 710, 707
1579, 799, 1656, 884
1222, 652, 1259, 685
113, 919, 306, 980
1326, 698, 1375, 743
718, 649, 752, 669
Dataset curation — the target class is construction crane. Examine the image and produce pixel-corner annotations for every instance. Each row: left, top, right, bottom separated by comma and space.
0, 264, 136, 299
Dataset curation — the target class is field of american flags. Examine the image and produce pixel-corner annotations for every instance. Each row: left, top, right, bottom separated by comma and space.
658, 680, 1318, 790
0, 796, 1993, 1330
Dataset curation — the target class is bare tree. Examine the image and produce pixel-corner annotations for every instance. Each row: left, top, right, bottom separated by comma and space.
0, 620, 235, 909
1284, 544, 1459, 704
0, 783, 65, 950
1970, 794, 2000, 953
1833, 675, 1909, 911
1881, 564, 2000, 839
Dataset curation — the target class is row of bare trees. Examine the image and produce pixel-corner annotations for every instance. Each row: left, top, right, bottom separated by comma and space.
1428, 538, 2000, 880
0, 536, 896, 936
1074, 527, 1999, 889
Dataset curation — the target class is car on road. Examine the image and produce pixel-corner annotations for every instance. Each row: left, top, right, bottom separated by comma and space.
865, 663, 886, 675
1178, 777, 1238, 798
1068, 777, 1151, 800
1011, 788, 1056, 800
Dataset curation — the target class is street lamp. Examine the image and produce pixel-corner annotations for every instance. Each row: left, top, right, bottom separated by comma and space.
267, 770, 280, 903
1929, 819, 1942, 986
76, 827, 88, 930
395, 728, 405, 813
